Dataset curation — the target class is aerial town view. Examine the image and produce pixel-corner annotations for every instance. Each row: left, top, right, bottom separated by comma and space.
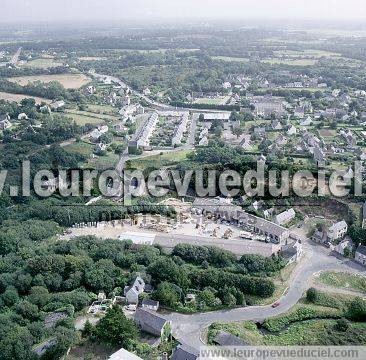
0, 0, 366, 359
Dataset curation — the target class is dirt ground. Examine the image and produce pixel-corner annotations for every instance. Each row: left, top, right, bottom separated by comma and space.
7, 73, 91, 89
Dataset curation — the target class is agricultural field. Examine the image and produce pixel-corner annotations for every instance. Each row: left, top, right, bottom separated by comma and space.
315, 272, 366, 294
273, 49, 342, 59
262, 58, 318, 66
64, 142, 94, 157
65, 109, 119, 126
7, 73, 91, 89
0, 91, 51, 104
23, 58, 64, 68
212, 56, 250, 63
126, 149, 192, 170
194, 96, 230, 105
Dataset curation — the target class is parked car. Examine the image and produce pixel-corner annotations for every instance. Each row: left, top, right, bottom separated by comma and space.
272, 302, 280, 308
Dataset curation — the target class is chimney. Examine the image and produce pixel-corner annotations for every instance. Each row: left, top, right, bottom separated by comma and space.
161, 352, 168, 360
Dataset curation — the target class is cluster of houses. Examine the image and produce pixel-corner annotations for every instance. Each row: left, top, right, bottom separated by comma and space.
172, 112, 189, 146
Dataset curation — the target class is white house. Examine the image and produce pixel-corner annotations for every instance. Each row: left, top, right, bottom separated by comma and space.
18, 113, 28, 120
275, 209, 296, 226
327, 221, 348, 241
109, 348, 143, 360
0, 113, 11, 130
124, 276, 145, 304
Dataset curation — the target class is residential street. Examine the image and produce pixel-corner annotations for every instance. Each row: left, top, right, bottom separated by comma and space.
166, 239, 366, 350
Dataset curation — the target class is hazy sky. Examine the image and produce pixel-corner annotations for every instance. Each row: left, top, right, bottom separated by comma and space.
1, 0, 366, 23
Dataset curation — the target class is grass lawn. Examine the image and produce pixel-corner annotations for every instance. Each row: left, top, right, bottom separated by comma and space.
262, 58, 318, 66
316, 271, 366, 293
65, 109, 119, 126
64, 142, 94, 157
65, 111, 105, 126
127, 149, 192, 170
87, 152, 120, 171
86, 104, 118, 115
208, 297, 366, 346
194, 96, 229, 105
212, 56, 249, 63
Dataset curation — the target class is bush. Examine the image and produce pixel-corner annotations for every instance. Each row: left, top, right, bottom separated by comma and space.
346, 297, 366, 322
306, 288, 319, 303
263, 306, 341, 332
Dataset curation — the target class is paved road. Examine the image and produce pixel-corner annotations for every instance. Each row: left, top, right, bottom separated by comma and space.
166, 239, 366, 350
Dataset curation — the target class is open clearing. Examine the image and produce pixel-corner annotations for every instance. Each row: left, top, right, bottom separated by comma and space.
23, 58, 64, 69
65, 109, 118, 126
0, 91, 51, 104
7, 73, 91, 89
262, 58, 318, 66
274, 49, 341, 59
194, 96, 230, 105
212, 56, 249, 63
315, 271, 366, 293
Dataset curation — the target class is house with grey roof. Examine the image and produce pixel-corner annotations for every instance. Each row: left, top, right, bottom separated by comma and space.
171, 344, 199, 360
124, 276, 145, 304
134, 308, 171, 339
141, 299, 159, 311
355, 244, 366, 266
213, 330, 247, 346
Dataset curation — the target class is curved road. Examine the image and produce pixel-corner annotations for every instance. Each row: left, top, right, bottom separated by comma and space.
166, 239, 366, 350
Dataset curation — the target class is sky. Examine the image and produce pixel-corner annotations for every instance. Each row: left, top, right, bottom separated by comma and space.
1, 0, 366, 23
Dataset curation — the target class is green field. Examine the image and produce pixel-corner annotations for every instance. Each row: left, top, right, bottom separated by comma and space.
64, 142, 94, 157
65, 110, 119, 126
212, 56, 249, 63
316, 272, 366, 293
127, 149, 192, 170
208, 297, 366, 346
262, 58, 318, 66
24, 58, 64, 69
194, 96, 229, 105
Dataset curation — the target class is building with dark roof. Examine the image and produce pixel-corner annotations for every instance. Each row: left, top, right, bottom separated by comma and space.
134, 308, 171, 339
213, 330, 248, 346
355, 244, 366, 266
171, 344, 199, 360
141, 299, 159, 311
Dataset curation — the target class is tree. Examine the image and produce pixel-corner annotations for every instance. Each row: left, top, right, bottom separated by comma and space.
197, 288, 221, 309
335, 318, 350, 332
153, 282, 181, 308
306, 287, 318, 303
346, 297, 366, 321
95, 305, 138, 348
